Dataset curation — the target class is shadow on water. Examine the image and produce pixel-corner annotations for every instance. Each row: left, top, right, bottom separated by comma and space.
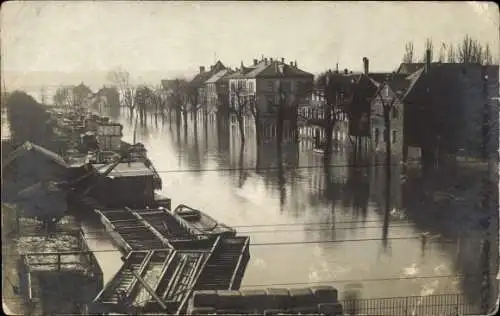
400, 163, 499, 310
109, 109, 498, 309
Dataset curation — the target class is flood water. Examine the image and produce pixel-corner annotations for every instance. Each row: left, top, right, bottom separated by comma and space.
80, 109, 498, 307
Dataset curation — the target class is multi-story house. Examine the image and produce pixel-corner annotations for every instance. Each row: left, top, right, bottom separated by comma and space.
369, 81, 404, 158
297, 87, 350, 148
72, 82, 94, 107
189, 61, 226, 111
400, 50, 499, 164
228, 57, 314, 118
205, 68, 233, 114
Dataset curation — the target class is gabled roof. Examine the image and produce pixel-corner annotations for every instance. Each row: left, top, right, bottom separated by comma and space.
190, 60, 227, 86
397, 63, 425, 75
401, 63, 500, 104
205, 69, 233, 84
245, 61, 314, 78
365, 72, 413, 99
74, 82, 94, 96
2, 141, 69, 170
190, 71, 216, 87
371, 81, 403, 105
402, 68, 425, 100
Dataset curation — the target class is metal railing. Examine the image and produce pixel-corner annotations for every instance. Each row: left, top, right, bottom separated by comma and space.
341, 293, 483, 316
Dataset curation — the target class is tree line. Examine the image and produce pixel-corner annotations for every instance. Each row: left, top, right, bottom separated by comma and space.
402, 35, 495, 65
6, 91, 55, 149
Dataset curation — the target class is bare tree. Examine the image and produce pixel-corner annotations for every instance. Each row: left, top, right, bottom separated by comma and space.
471, 38, 484, 64
457, 35, 474, 64
438, 42, 446, 62
422, 38, 434, 62
135, 85, 153, 124
305, 70, 351, 164
248, 94, 261, 146
53, 85, 76, 108
447, 43, 456, 63
229, 81, 251, 145
150, 86, 166, 123
483, 43, 493, 65
402, 41, 415, 63
107, 67, 136, 116
373, 82, 399, 250
40, 86, 47, 105
166, 78, 190, 126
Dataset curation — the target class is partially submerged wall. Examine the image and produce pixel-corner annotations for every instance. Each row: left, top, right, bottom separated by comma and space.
187, 286, 343, 315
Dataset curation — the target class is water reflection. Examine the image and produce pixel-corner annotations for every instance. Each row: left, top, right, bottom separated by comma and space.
101, 109, 497, 309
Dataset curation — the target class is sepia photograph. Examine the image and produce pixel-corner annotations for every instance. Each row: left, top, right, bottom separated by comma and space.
1, 1, 499, 315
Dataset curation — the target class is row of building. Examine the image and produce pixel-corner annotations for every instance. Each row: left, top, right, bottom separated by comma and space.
162, 57, 315, 117
164, 53, 499, 162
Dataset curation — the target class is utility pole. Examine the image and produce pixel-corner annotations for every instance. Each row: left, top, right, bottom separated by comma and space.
479, 66, 497, 314
2, 79, 8, 110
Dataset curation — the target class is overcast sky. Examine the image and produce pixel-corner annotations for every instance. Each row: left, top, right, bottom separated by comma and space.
1, 1, 498, 87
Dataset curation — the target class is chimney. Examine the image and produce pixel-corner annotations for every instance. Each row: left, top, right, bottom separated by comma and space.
425, 49, 431, 74
270, 58, 274, 63
264, 58, 268, 65
281, 57, 285, 63
294, 60, 298, 68
253, 59, 258, 66
363, 57, 369, 75
344, 68, 349, 75
290, 61, 294, 66
210, 65, 214, 71
200, 66, 205, 74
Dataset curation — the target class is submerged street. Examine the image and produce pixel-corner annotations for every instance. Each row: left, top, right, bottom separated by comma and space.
82, 109, 498, 307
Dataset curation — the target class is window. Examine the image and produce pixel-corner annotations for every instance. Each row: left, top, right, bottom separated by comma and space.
392, 107, 399, 119
267, 96, 275, 113
374, 128, 380, 144
249, 81, 254, 92
392, 130, 397, 144
282, 81, 291, 92
268, 81, 274, 91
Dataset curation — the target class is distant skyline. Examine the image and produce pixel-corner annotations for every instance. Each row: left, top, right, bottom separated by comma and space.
1, 1, 498, 89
